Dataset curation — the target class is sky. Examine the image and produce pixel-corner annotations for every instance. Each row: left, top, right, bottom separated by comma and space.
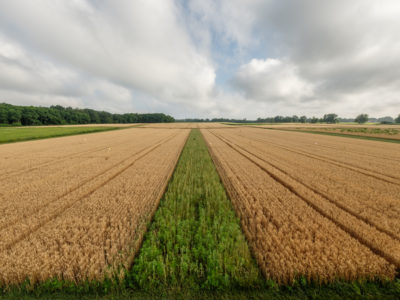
0, 0, 399, 119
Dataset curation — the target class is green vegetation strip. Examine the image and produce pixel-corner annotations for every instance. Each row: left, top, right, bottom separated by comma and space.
261, 127, 400, 144
126, 129, 263, 290
335, 127, 399, 134
0, 126, 124, 144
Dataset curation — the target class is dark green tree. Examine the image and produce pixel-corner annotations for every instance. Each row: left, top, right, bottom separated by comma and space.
323, 113, 339, 124
355, 114, 369, 124
21, 107, 40, 125
7, 108, 22, 124
99, 111, 113, 123
0, 103, 175, 125
84, 109, 101, 124
0, 106, 8, 123
378, 116, 394, 123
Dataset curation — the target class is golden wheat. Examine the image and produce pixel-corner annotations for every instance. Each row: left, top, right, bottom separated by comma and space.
202, 128, 398, 284
0, 128, 189, 286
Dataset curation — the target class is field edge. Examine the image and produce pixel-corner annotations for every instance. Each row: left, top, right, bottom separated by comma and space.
0, 126, 137, 144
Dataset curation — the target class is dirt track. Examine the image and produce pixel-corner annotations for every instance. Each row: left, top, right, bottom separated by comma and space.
0, 128, 189, 285
202, 127, 399, 283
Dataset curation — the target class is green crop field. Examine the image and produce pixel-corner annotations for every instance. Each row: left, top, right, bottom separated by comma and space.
0, 126, 122, 144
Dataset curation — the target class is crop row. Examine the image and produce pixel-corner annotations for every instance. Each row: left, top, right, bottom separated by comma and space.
221, 128, 400, 239
0, 128, 188, 287
202, 128, 398, 284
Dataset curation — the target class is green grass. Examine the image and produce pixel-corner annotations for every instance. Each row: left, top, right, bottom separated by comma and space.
1, 275, 399, 299
337, 127, 399, 135
126, 129, 263, 291
0, 126, 124, 144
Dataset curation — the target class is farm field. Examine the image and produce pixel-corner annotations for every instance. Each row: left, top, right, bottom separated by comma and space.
0, 127, 189, 287
254, 123, 400, 129
128, 129, 263, 290
0, 125, 399, 299
306, 127, 400, 141
287, 127, 400, 142
202, 127, 400, 283
253, 124, 400, 142
139, 122, 234, 129
0, 126, 125, 144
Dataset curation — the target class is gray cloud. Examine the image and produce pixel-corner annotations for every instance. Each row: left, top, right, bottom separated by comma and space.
0, 0, 216, 116
228, 0, 400, 116
232, 58, 314, 103
0, 0, 399, 118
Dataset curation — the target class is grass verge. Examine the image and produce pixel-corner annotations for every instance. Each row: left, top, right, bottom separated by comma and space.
1, 273, 399, 299
0, 126, 125, 144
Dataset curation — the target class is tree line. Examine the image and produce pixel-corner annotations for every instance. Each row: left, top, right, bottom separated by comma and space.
0, 103, 174, 125
257, 114, 338, 124
1, 103, 398, 125
179, 113, 400, 124
179, 114, 338, 124
257, 114, 400, 124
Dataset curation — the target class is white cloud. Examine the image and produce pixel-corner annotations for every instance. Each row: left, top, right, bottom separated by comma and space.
0, 0, 400, 118
232, 58, 314, 103
0, 0, 216, 115
187, 0, 261, 48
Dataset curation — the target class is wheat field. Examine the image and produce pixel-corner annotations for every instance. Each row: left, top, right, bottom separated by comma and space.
0, 128, 189, 286
202, 127, 400, 284
0, 125, 399, 296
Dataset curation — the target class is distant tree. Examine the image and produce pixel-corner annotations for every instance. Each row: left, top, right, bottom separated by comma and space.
323, 113, 339, 124
396, 114, 400, 123
299, 116, 307, 123
76, 111, 90, 124
7, 108, 21, 124
310, 117, 319, 123
0, 103, 174, 125
99, 111, 114, 123
378, 116, 394, 123
0, 106, 8, 124
84, 109, 101, 124
21, 107, 40, 125
355, 114, 369, 124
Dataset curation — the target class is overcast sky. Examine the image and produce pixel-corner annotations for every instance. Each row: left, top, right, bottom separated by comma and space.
0, 0, 399, 119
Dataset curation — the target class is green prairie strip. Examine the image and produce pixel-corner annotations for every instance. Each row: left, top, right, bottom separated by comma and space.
0, 126, 123, 144
127, 129, 263, 290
